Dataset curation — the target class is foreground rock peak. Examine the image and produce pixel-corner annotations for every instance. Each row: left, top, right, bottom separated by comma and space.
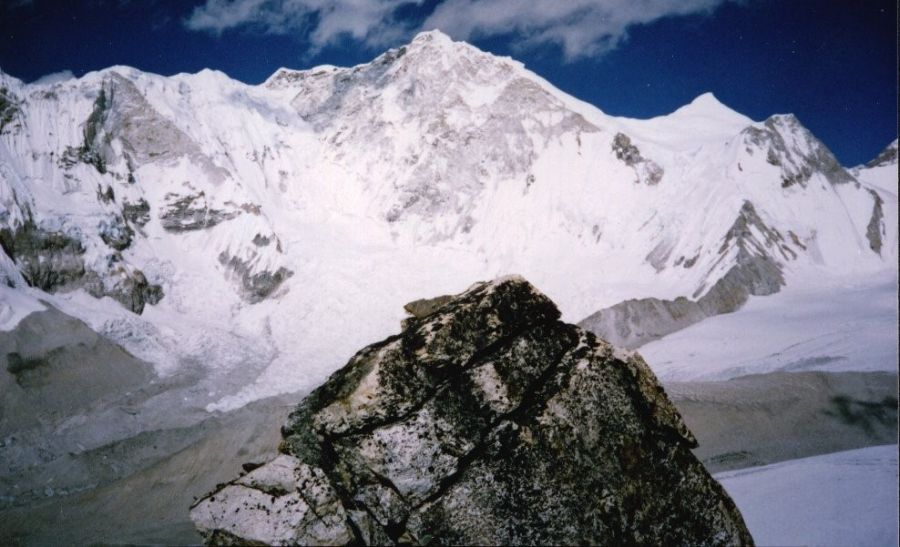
191, 276, 752, 545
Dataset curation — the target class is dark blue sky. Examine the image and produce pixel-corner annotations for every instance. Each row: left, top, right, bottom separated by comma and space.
1, 0, 896, 165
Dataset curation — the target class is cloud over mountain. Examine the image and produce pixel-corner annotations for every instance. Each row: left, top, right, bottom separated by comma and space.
184, 0, 734, 59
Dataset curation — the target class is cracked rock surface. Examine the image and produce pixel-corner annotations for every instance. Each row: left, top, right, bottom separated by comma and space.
191, 275, 753, 545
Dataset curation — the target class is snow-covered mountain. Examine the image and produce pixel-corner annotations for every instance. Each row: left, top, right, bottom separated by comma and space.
0, 30, 896, 409
853, 138, 898, 195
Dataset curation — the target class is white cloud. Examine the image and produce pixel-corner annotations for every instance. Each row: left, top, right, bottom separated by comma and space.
31, 70, 76, 86
183, 0, 735, 60
184, 0, 423, 52
422, 0, 734, 60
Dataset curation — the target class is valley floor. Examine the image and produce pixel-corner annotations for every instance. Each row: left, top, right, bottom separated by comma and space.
1, 368, 894, 545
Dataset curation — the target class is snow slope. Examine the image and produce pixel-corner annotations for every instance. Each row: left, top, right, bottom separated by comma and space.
0, 31, 896, 409
853, 138, 898, 197
642, 270, 899, 381
716, 444, 899, 547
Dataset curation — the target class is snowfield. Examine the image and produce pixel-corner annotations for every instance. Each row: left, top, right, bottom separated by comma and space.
643, 270, 899, 382
717, 444, 899, 547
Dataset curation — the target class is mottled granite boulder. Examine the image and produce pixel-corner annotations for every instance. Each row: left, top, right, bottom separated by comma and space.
191, 276, 753, 545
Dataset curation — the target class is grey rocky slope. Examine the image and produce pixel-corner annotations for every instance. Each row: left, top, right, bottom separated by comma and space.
191, 276, 753, 546
669, 371, 898, 472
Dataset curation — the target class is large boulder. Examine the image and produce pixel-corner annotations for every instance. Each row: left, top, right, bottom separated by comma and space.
191, 276, 753, 545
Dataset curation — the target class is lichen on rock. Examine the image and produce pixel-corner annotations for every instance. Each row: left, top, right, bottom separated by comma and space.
191, 276, 753, 546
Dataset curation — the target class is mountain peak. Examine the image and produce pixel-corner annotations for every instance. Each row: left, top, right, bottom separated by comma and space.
670, 92, 750, 123
865, 138, 898, 168
411, 28, 455, 46
691, 91, 725, 108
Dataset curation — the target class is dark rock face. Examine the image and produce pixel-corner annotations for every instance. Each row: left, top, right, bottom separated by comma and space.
743, 115, 854, 188
122, 199, 151, 227
98, 217, 133, 251
612, 132, 664, 185
864, 140, 898, 169
76, 74, 217, 176
0, 86, 22, 134
191, 276, 753, 545
0, 221, 161, 314
84, 268, 164, 314
160, 192, 241, 232
0, 221, 86, 291
217, 252, 293, 303
866, 190, 885, 254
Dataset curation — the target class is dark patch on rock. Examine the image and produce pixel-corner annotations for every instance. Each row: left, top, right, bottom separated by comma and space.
160, 192, 240, 232
81, 87, 111, 174
122, 198, 151, 227
5, 352, 46, 376
217, 252, 292, 303
0, 221, 86, 291
612, 132, 642, 165
612, 132, 664, 185
865, 190, 884, 254
0, 86, 22, 134
251, 234, 271, 247
84, 268, 163, 314
96, 184, 115, 204
99, 217, 133, 251
241, 462, 265, 473
193, 276, 753, 545
0, 220, 161, 313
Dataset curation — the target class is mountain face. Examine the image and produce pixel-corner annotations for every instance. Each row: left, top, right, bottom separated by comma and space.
0, 30, 896, 409
191, 277, 753, 546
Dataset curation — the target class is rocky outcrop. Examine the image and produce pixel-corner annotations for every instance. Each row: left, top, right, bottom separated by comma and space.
191, 276, 752, 545
0, 221, 162, 314
217, 252, 293, 303
83, 266, 163, 314
0, 221, 86, 291
98, 216, 133, 251
742, 115, 854, 188
160, 192, 241, 232
612, 132, 664, 185
864, 139, 898, 169
122, 198, 151, 227
0, 86, 21, 134
581, 201, 787, 349
866, 190, 885, 254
